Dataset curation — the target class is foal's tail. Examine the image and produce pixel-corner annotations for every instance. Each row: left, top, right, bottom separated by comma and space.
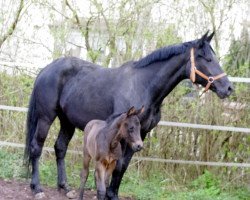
24, 90, 38, 170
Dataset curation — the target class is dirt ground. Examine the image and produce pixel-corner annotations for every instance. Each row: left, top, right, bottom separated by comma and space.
0, 179, 133, 200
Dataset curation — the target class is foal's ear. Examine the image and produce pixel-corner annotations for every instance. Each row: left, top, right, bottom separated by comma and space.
137, 105, 145, 115
127, 106, 136, 116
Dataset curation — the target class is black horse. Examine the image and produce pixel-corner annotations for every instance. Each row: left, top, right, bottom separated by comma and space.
24, 32, 233, 199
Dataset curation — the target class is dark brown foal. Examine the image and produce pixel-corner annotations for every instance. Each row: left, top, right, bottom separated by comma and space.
79, 106, 144, 200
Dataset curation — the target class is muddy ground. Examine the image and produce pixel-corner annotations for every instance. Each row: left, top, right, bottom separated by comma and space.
0, 179, 133, 200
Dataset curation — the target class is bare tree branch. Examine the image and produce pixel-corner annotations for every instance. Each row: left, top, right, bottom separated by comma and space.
65, 0, 82, 28
65, 0, 94, 52
39, 2, 71, 20
0, 0, 24, 48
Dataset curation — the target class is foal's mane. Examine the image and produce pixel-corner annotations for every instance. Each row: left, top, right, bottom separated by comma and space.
106, 113, 123, 124
135, 40, 196, 68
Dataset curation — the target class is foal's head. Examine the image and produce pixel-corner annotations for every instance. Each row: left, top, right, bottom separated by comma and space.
114, 106, 144, 152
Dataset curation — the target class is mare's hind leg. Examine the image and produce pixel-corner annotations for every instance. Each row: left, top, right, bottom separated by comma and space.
30, 118, 53, 196
54, 114, 75, 197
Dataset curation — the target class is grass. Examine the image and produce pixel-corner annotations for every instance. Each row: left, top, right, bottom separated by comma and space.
0, 148, 249, 200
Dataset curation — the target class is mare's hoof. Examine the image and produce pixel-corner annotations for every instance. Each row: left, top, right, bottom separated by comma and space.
106, 191, 119, 200
108, 196, 119, 200
34, 192, 46, 199
66, 190, 77, 199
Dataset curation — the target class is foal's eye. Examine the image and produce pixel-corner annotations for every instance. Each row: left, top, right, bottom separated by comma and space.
128, 127, 134, 133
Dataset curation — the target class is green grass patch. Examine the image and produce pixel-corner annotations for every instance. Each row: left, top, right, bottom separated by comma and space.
0, 148, 249, 199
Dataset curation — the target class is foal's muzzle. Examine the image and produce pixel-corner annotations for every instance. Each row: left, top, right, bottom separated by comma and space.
132, 142, 143, 152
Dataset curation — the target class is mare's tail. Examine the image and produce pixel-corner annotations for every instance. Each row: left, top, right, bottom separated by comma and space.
24, 90, 38, 171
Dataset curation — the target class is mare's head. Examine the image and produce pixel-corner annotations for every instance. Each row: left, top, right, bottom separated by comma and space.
116, 106, 144, 152
188, 32, 233, 98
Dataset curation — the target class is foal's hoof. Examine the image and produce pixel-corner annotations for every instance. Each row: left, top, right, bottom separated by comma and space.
66, 190, 77, 199
34, 192, 46, 199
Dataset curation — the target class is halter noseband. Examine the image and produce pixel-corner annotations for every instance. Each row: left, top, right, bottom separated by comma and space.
190, 48, 226, 93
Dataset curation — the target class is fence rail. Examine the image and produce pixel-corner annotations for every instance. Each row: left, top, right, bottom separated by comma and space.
1, 141, 249, 168
1, 105, 250, 134
228, 77, 250, 83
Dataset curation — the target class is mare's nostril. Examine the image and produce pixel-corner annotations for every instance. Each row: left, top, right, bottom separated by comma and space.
228, 85, 234, 94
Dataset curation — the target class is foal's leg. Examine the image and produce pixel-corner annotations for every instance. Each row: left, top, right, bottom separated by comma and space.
95, 162, 106, 200
30, 118, 52, 196
54, 115, 75, 196
107, 147, 134, 200
79, 152, 91, 200
105, 161, 116, 189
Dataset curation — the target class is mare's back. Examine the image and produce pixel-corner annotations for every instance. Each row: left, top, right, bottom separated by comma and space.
36, 57, 99, 87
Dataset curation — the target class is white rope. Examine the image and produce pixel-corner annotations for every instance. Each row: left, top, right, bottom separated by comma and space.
0, 105, 250, 133
0, 141, 249, 168
228, 77, 250, 83
132, 156, 250, 168
158, 121, 250, 134
0, 105, 28, 112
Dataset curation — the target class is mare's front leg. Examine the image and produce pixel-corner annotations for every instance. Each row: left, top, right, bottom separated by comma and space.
95, 162, 106, 200
54, 115, 76, 198
79, 152, 91, 200
106, 146, 134, 200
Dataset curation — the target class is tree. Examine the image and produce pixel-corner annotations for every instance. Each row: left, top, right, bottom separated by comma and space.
197, 0, 237, 55
64, 0, 167, 67
224, 23, 250, 77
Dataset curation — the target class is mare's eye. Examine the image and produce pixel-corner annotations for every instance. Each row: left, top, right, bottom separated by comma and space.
198, 50, 212, 62
198, 54, 212, 62
202, 57, 212, 62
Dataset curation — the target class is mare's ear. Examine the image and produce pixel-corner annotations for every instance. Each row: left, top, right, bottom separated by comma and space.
127, 106, 136, 116
197, 31, 209, 48
206, 32, 214, 43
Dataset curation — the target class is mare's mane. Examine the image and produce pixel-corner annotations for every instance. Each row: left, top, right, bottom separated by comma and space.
134, 40, 197, 68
